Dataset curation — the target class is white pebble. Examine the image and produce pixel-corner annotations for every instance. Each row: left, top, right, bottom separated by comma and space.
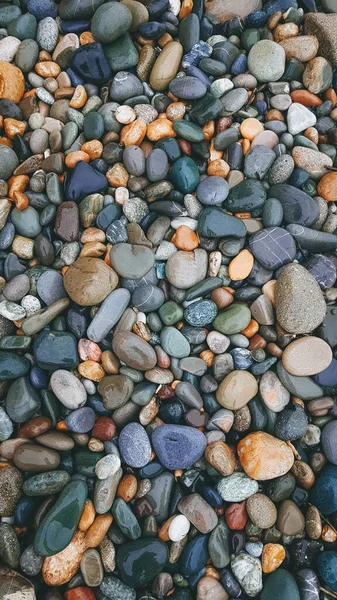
171, 216, 198, 230
168, 515, 191, 542
21, 295, 41, 316
0, 300, 26, 321
82, 378, 96, 395
115, 105, 136, 124
95, 454, 121, 480
50, 370, 87, 409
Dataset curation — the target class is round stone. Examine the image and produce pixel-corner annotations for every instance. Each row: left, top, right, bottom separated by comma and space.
321, 421, 337, 465
112, 332, 157, 370
151, 424, 207, 470
238, 432, 294, 481
110, 243, 155, 279
248, 40, 286, 82
246, 494, 277, 529
216, 370, 258, 410
282, 336, 332, 376
259, 370, 290, 412
119, 422, 152, 468
50, 369, 87, 409
64, 257, 118, 306
91, 2, 132, 44
196, 176, 229, 205
166, 249, 208, 289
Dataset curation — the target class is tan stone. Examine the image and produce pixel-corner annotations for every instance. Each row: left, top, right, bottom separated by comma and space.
279, 35, 318, 62
216, 370, 258, 410
63, 258, 118, 306
197, 576, 229, 600
237, 431, 294, 480
282, 336, 332, 376
277, 499, 305, 535
150, 42, 183, 91
205, 441, 235, 476
205, 0, 262, 23
292, 146, 332, 179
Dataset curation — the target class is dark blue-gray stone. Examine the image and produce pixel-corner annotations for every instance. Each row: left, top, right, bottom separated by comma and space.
268, 184, 319, 226
305, 254, 336, 290
151, 424, 206, 470
196, 176, 229, 205
249, 226, 296, 270
184, 299, 218, 326
65, 407, 96, 433
318, 552, 337, 593
274, 404, 308, 441
310, 466, 337, 514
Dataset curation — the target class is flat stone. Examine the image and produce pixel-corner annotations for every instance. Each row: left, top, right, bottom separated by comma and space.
216, 370, 258, 410
250, 226, 296, 270
277, 499, 305, 535
152, 424, 207, 470
238, 432, 294, 480
292, 146, 332, 179
279, 35, 318, 62
119, 422, 152, 468
231, 552, 263, 597
217, 472, 258, 502
64, 257, 118, 306
248, 40, 285, 82
282, 337, 332, 376
87, 289, 130, 343
110, 243, 154, 279
112, 332, 156, 370
50, 369, 87, 409
259, 370, 290, 412
178, 493, 218, 534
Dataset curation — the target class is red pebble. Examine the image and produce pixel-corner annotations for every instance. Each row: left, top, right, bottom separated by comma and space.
157, 386, 175, 400
65, 587, 96, 600
225, 501, 248, 530
91, 416, 116, 440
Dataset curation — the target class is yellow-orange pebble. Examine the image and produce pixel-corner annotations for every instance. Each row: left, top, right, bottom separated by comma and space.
228, 249, 254, 281
240, 118, 264, 141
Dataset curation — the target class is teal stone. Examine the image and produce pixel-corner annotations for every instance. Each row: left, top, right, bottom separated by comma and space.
41, 389, 61, 428
105, 33, 139, 72
283, 58, 305, 82
189, 92, 224, 126
173, 120, 205, 142
277, 362, 323, 400
117, 539, 169, 587
198, 207, 246, 238
185, 277, 222, 301
112, 499, 141, 540
0, 351, 29, 379
7, 13, 37, 39
158, 300, 183, 325
293, 135, 318, 151
34, 480, 88, 556
0, 336, 31, 351
0, 406, 13, 441
100, 576, 136, 600
260, 569, 300, 600
6, 377, 41, 423
23, 471, 71, 496
208, 519, 230, 568
83, 112, 105, 140
213, 303, 251, 335
169, 157, 200, 194
226, 179, 267, 213
155, 137, 181, 162
145, 472, 174, 523
184, 299, 218, 326
74, 450, 104, 476
160, 327, 190, 358
91, 1, 132, 44
262, 197, 283, 227
33, 330, 79, 370
0, 5, 21, 27
11, 206, 42, 238
318, 552, 337, 592
241, 28, 261, 51
310, 465, 337, 515
266, 472, 296, 503
40, 204, 57, 226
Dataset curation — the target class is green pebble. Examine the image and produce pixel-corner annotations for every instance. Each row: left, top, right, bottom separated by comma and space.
11, 206, 42, 239
213, 303, 251, 335
105, 33, 139, 72
8, 13, 37, 39
0, 336, 31, 351
169, 157, 200, 194
23, 471, 71, 496
173, 120, 205, 142
117, 539, 169, 588
158, 300, 184, 325
0, 351, 30, 379
160, 326, 190, 358
112, 498, 142, 540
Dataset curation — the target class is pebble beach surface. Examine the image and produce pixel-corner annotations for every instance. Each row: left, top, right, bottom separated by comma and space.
1, 0, 337, 599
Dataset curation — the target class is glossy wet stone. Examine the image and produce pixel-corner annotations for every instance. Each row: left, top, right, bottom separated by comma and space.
117, 539, 168, 587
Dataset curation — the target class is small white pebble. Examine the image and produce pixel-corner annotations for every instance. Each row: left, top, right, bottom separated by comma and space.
115, 105, 136, 124
168, 515, 190, 542
21, 295, 41, 316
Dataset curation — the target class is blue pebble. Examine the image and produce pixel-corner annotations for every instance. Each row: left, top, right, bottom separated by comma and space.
152, 424, 207, 470
186, 65, 211, 89
230, 348, 253, 370
66, 160, 108, 203
256, 100, 267, 115
263, 0, 298, 16
30, 366, 48, 389
180, 534, 209, 577
318, 552, 337, 592
250, 356, 277, 375
66, 67, 84, 87
182, 42, 212, 69
156, 262, 166, 279
65, 407, 96, 433
246, 10, 268, 27
231, 54, 247, 75
310, 465, 337, 514
61, 20, 90, 34
27, 0, 57, 20
313, 358, 337, 388
184, 300, 218, 327
87, 394, 111, 417
199, 485, 223, 508
14, 496, 40, 526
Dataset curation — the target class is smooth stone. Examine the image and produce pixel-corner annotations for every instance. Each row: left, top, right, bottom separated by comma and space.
310, 465, 337, 514
87, 289, 130, 343
145, 472, 174, 523
169, 76, 207, 100
112, 498, 141, 540
112, 331, 157, 370
34, 480, 87, 556
286, 224, 337, 253
34, 330, 78, 370
196, 176, 229, 205
0, 524, 20, 569
161, 327, 190, 358
146, 148, 169, 182
36, 270, 66, 306
23, 471, 70, 496
0, 145, 19, 180
238, 432, 294, 480
95, 469, 122, 514
262, 198, 283, 229
6, 377, 40, 423
178, 493, 218, 534
292, 146, 332, 179
117, 539, 168, 587
91, 2, 132, 44
110, 243, 154, 279
208, 519, 230, 568
322, 421, 337, 466
119, 422, 152, 467
11, 206, 41, 239
268, 184, 318, 226
65, 160, 108, 202
132, 285, 164, 313
105, 32, 138, 72
181, 533, 209, 577
275, 263, 326, 334
287, 103, 317, 135
100, 576, 136, 600
226, 178, 267, 213
99, 375, 134, 410
213, 304, 251, 335
250, 226, 296, 270
268, 155, 295, 185
282, 337, 332, 376
166, 249, 207, 289
150, 41, 183, 91
50, 370, 86, 409
244, 146, 276, 180
260, 569, 300, 600
0, 568, 36, 600
13, 443, 60, 472
71, 42, 112, 84
216, 370, 258, 409
169, 157, 200, 193
277, 499, 305, 535
231, 552, 263, 598
274, 404, 308, 441
277, 362, 323, 400
65, 407, 95, 433
259, 371, 290, 413
64, 257, 118, 306
198, 207, 246, 238
0, 351, 29, 380
152, 424, 207, 470
248, 40, 285, 82
221, 88, 248, 115
0, 407, 13, 442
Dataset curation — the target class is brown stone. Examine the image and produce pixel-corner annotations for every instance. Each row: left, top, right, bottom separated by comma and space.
197, 576, 229, 600
306, 505, 322, 540
112, 331, 157, 371
277, 499, 305, 535
291, 460, 315, 489
305, 12, 337, 68
292, 147, 332, 179
17, 417, 51, 438
64, 258, 118, 306
205, 0, 262, 23
246, 493, 277, 529
318, 171, 337, 201
0, 63, 25, 104
13, 443, 60, 472
205, 441, 235, 476
237, 432, 294, 480
150, 41, 183, 91
279, 35, 318, 62
178, 493, 218, 534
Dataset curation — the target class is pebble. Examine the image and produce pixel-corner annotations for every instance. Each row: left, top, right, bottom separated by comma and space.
238, 432, 294, 480
248, 40, 285, 82
152, 424, 207, 470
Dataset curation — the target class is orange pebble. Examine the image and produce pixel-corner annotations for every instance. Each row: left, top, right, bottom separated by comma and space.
262, 543, 286, 574
207, 158, 229, 177
65, 151, 90, 168
209, 139, 223, 162
248, 334, 267, 350
8, 175, 29, 199
120, 119, 147, 146
78, 360, 105, 382
106, 162, 129, 187
240, 118, 264, 141
241, 138, 251, 155
70, 85, 87, 109
85, 514, 113, 548
179, 0, 193, 19
78, 500, 96, 532
211, 287, 234, 309
0, 136, 12, 147
304, 126, 319, 145
101, 350, 119, 374
4, 118, 26, 139
65, 588, 96, 600
202, 120, 214, 141
171, 225, 199, 251
262, 280, 277, 306
317, 171, 337, 201
158, 32, 173, 47
56, 420, 69, 431
326, 87, 337, 106
266, 342, 283, 358
147, 118, 176, 141
35, 61, 61, 78
266, 109, 284, 121
291, 89, 323, 106
13, 191, 29, 210
117, 474, 138, 502
81, 140, 103, 160
228, 249, 254, 281
200, 350, 214, 367
166, 101, 185, 121
158, 516, 176, 541
241, 319, 259, 339
80, 31, 95, 45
